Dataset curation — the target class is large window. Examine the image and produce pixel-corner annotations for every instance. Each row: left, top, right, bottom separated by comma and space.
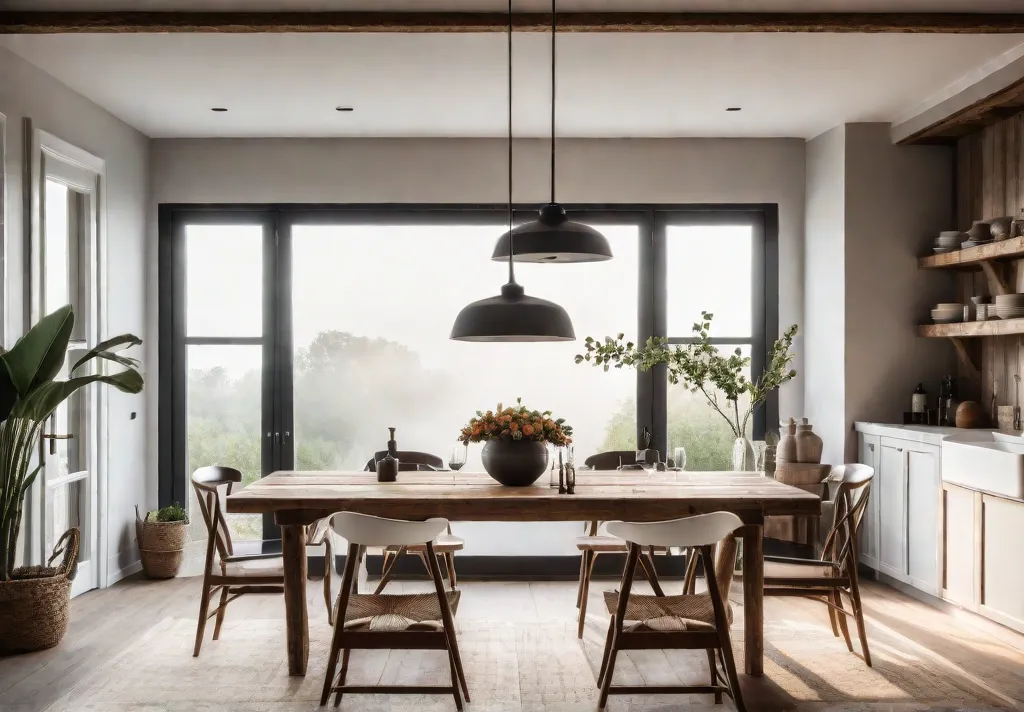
160, 206, 774, 508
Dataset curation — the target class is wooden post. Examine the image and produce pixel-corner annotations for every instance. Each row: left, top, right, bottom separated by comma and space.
281, 524, 309, 676
741, 523, 765, 676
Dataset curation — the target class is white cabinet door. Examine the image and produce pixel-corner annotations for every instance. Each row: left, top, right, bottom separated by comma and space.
906, 446, 940, 595
857, 433, 881, 570
942, 483, 977, 607
877, 439, 908, 578
981, 494, 1024, 633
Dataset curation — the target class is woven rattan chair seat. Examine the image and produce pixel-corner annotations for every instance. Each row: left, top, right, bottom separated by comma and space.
603, 590, 732, 632
340, 591, 461, 632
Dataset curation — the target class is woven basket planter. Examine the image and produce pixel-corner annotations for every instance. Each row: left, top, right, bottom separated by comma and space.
136, 514, 187, 579
0, 528, 79, 655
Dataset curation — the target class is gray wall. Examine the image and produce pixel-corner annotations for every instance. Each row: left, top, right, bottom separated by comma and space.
804, 123, 955, 465
152, 136, 806, 555
0, 46, 151, 581
804, 126, 848, 466
844, 123, 955, 455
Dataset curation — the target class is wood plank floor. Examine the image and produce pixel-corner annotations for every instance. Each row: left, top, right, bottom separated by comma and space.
1, 568, 1023, 712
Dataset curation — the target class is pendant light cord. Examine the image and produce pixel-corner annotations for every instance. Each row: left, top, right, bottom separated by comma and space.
507, 0, 516, 285
550, 0, 556, 205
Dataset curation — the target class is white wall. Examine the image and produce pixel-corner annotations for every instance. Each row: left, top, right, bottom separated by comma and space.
152, 136, 806, 555
0, 46, 151, 582
804, 127, 847, 466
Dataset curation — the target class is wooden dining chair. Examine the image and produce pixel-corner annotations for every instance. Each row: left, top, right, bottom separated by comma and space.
321, 512, 469, 709
364, 451, 465, 594
190, 466, 334, 656
574, 451, 693, 639
763, 463, 874, 666
597, 513, 746, 711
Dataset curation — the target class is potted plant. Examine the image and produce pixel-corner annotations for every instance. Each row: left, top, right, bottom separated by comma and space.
136, 503, 188, 579
0, 305, 143, 654
459, 398, 573, 486
576, 312, 798, 471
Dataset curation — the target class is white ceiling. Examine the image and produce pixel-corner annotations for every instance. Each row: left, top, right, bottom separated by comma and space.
4, 0, 1024, 10
3, 32, 1022, 139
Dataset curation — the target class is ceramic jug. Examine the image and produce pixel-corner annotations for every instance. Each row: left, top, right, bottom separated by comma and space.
777, 418, 798, 464
795, 417, 824, 464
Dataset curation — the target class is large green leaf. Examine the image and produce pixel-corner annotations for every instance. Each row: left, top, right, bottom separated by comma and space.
0, 306, 75, 396
12, 370, 144, 422
20, 464, 43, 496
71, 334, 142, 373
0, 364, 18, 423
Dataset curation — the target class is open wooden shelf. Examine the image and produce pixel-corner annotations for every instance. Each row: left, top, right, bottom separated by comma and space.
918, 236, 1024, 269
918, 319, 1024, 338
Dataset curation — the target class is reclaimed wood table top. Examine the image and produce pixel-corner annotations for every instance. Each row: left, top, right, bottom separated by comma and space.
227, 470, 821, 524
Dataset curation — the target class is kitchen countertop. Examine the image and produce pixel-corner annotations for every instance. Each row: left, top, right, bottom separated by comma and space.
854, 421, 997, 445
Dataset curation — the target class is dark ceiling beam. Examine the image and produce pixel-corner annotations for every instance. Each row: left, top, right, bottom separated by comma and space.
3, 11, 1024, 34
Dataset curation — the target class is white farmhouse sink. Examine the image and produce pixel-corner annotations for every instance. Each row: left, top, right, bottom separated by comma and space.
942, 432, 1024, 499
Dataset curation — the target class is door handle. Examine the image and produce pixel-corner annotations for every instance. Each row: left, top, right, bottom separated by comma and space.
42, 433, 75, 455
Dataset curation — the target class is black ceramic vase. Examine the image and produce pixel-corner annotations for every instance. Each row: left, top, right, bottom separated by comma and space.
481, 439, 550, 486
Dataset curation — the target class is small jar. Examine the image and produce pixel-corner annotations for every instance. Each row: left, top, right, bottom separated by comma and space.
977, 304, 989, 321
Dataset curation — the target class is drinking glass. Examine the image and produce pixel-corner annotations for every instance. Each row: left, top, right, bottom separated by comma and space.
449, 443, 467, 471
672, 446, 687, 472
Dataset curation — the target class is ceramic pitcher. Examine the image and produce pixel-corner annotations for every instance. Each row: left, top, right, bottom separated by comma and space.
777, 418, 798, 463
795, 417, 824, 464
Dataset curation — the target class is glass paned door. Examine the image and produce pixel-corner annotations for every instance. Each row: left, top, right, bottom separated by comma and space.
181, 219, 276, 543
41, 177, 96, 597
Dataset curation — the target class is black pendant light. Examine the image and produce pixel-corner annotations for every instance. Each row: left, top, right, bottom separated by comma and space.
490, 0, 613, 264
450, 0, 575, 343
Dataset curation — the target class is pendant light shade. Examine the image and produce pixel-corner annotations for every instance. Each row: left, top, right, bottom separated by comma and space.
491, 204, 613, 263
449, 0, 575, 343
490, 0, 613, 264
450, 282, 575, 342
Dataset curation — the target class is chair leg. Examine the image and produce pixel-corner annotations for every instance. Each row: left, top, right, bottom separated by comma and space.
332, 648, 351, 707
832, 591, 854, 653
597, 625, 620, 710
718, 638, 747, 712
642, 546, 666, 597
826, 593, 841, 637
446, 643, 465, 712
847, 578, 873, 667
578, 551, 596, 638
374, 546, 405, 595
597, 614, 616, 687
320, 613, 345, 706
192, 578, 213, 657
707, 648, 722, 704
682, 548, 699, 594
444, 552, 458, 590
324, 539, 334, 626
212, 586, 230, 640
576, 550, 591, 608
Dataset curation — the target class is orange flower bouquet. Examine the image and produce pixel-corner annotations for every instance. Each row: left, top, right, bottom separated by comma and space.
459, 398, 573, 446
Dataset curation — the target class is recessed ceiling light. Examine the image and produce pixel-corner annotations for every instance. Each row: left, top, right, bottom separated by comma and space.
726, 107, 742, 112
211, 107, 228, 112
335, 106, 354, 112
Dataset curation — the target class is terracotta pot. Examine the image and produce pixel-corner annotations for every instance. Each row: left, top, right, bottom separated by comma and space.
794, 418, 824, 464
481, 439, 549, 487
777, 418, 798, 464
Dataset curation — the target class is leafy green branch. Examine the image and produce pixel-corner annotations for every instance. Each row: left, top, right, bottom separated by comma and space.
575, 312, 798, 438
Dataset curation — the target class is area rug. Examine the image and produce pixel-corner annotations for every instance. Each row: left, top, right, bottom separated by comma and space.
41, 614, 1011, 712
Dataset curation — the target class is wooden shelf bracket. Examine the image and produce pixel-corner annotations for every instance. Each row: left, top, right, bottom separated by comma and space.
980, 260, 1009, 297
950, 337, 981, 377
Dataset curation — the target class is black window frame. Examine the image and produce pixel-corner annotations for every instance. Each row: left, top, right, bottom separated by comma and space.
158, 203, 778, 509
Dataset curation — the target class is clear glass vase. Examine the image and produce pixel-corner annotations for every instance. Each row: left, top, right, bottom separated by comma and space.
731, 436, 756, 471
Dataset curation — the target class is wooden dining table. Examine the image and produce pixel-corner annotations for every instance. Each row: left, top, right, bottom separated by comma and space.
226, 470, 821, 677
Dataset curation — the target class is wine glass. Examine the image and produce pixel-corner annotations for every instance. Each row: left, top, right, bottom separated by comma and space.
448, 443, 467, 472
672, 446, 687, 472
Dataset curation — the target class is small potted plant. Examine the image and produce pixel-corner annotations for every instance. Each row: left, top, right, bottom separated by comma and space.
577, 312, 798, 471
136, 503, 188, 579
459, 398, 572, 486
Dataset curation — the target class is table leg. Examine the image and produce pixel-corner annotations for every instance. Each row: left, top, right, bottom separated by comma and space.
741, 523, 764, 676
282, 524, 309, 676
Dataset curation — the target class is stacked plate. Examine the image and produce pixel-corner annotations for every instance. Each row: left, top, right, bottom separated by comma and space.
934, 231, 964, 254
931, 303, 963, 323
994, 294, 1024, 320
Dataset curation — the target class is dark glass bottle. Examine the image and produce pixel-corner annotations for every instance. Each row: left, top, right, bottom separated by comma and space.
377, 427, 400, 482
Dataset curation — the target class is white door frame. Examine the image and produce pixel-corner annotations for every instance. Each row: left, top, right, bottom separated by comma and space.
25, 121, 108, 594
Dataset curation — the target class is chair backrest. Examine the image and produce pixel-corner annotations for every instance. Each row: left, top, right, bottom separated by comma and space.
584, 450, 637, 470
364, 450, 445, 472
606, 512, 743, 549
191, 466, 242, 560
822, 464, 874, 573
330, 511, 448, 547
